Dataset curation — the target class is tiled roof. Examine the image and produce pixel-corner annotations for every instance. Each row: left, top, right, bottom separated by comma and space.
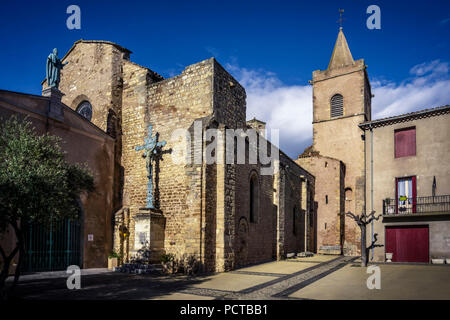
359, 105, 450, 129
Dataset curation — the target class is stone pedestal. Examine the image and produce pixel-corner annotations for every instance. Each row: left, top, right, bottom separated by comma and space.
133, 208, 166, 263
108, 257, 118, 270
42, 87, 64, 121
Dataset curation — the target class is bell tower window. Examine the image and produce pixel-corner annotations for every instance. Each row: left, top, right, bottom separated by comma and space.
330, 94, 343, 118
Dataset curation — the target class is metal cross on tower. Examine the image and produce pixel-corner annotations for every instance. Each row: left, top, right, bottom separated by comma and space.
337, 8, 345, 29
135, 125, 167, 209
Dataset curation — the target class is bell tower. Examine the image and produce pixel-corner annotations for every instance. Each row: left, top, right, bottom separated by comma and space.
310, 27, 372, 255
312, 27, 372, 124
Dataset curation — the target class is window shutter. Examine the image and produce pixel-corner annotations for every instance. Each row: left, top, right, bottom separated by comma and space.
395, 127, 416, 158
330, 94, 343, 118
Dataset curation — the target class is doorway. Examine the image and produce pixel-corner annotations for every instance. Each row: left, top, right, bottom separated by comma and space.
385, 225, 429, 263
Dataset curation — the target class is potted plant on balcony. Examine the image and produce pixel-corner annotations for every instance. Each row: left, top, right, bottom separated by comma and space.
108, 252, 121, 270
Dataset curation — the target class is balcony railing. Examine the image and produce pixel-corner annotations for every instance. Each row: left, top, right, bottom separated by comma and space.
383, 195, 450, 216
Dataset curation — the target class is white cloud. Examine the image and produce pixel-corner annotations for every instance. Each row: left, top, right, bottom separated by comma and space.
372, 60, 450, 118
409, 60, 448, 76
225, 63, 312, 158
227, 60, 450, 159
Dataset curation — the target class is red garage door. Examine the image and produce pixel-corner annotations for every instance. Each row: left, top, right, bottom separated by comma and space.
385, 225, 429, 263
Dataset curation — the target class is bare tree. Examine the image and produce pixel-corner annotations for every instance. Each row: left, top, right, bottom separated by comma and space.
345, 210, 382, 267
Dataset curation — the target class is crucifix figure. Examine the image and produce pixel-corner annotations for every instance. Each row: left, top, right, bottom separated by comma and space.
135, 125, 167, 209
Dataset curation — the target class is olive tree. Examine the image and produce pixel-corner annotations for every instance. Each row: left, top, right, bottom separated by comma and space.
0, 116, 94, 299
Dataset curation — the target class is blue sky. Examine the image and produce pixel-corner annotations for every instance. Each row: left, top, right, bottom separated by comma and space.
1, 0, 449, 157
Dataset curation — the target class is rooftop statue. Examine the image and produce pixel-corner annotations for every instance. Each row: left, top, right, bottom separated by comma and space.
46, 48, 68, 89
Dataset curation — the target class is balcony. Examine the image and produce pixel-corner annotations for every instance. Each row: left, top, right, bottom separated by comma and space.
383, 195, 450, 216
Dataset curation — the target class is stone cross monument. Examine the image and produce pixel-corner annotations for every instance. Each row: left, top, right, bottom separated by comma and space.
133, 125, 167, 262
135, 124, 167, 209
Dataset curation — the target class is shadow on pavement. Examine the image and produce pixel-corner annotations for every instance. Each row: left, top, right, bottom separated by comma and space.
9, 272, 215, 300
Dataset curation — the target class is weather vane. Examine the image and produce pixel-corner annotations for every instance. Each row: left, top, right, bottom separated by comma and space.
337, 8, 345, 29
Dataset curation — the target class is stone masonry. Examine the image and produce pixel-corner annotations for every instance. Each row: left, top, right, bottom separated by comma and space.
305, 28, 372, 256
296, 153, 344, 254
51, 40, 316, 272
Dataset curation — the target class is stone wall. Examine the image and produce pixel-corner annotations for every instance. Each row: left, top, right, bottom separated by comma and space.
145, 59, 215, 262
120, 60, 161, 258
233, 143, 275, 267
281, 152, 316, 255
219, 130, 316, 268
120, 58, 231, 268
53, 41, 127, 132
296, 154, 344, 254
311, 60, 370, 256
213, 61, 247, 129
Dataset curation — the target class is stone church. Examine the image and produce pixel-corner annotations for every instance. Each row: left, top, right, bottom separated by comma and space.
54, 39, 319, 272
1, 38, 316, 273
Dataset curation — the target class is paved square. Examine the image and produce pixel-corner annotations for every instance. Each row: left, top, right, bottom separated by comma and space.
289, 264, 450, 300
236, 261, 319, 275
290, 255, 338, 263
10, 256, 450, 300
191, 272, 278, 292
150, 292, 215, 300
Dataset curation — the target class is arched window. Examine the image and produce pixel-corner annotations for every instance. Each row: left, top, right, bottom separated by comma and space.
76, 101, 92, 121
345, 188, 353, 201
330, 94, 343, 118
249, 174, 259, 223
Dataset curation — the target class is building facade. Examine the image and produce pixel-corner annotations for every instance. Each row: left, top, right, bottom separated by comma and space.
360, 106, 450, 263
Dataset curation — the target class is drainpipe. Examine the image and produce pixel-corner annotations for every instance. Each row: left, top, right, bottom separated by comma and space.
305, 179, 308, 253
370, 126, 374, 260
